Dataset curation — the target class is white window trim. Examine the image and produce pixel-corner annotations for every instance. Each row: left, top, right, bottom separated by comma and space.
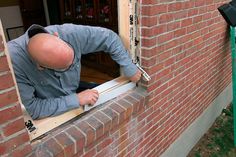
1, 0, 139, 141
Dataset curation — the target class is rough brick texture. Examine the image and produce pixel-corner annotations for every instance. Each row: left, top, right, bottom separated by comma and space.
140, 0, 231, 156
0, 51, 31, 156
0, 0, 232, 156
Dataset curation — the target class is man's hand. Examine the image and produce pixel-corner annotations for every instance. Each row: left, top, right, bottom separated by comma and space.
129, 69, 142, 83
77, 89, 99, 106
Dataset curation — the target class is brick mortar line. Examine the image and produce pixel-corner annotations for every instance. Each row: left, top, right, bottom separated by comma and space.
85, 119, 98, 140
91, 115, 105, 137
63, 130, 78, 155
0, 71, 10, 76
8, 142, 30, 156
122, 99, 134, 114
140, 18, 224, 38
53, 136, 66, 157
0, 52, 5, 57
0, 116, 24, 133
140, 11, 218, 23
72, 123, 87, 146
117, 120, 151, 156
0, 86, 16, 94
141, 31, 224, 62
107, 106, 121, 124
0, 101, 19, 112
1, 129, 27, 143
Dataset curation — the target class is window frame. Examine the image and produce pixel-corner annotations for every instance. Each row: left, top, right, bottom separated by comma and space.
3, 0, 139, 141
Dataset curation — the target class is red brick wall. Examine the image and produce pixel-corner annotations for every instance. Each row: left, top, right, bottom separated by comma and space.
0, 0, 232, 156
140, 0, 231, 155
0, 41, 31, 156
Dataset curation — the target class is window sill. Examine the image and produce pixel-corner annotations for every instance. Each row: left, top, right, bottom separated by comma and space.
30, 87, 147, 157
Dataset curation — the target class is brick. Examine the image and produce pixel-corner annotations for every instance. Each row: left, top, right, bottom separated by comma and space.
140, 17, 157, 27
0, 104, 22, 125
195, 0, 205, 7
66, 126, 85, 152
82, 148, 96, 157
0, 89, 18, 108
33, 145, 52, 157
181, 18, 193, 27
141, 57, 157, 67
141, 37, 157, 48
188, 8, 198, 17
175, 10, 188, 20
10, 144, 32, 157
2, 118, 25, 137
86, 116, 104, 140
123, 95, 139, 114
101, 107, 119, 128
55, 132, 75, 157
75, 121, 95, 146
141, 5, 167, 16
167, 21, 180, 32
109, 103, 126, 124
157, 32, 173, 44
174, 28, 186, 38
97, 137, 113, 152
93, 111, 112, 134
44, 138, 64, 157
168, 2, 183, 12
130, 92, 145, 106
140, 0, 158, 5
0, 56, 9, 72
117, 99, 133, 117
141, 47, 158, 58
95, 145, 113, 157
0, 132, 29, 155
159, 13, 174, 24
0, 72, 15, 90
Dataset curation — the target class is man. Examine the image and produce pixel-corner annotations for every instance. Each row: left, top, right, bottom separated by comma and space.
8, 24, 141, 120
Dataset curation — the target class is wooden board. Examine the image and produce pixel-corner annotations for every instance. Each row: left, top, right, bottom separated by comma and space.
118, 0, 129, 50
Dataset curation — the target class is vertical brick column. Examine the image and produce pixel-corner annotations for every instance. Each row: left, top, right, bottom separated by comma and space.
0, 34, 31, 157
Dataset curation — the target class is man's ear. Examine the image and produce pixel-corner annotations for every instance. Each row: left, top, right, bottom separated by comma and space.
52, 32, 59, 37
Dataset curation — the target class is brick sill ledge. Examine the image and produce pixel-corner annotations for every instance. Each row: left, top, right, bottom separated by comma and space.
29, 87, 147, 157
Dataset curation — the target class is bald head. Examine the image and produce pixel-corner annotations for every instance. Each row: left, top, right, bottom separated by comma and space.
28, 33, 74, 70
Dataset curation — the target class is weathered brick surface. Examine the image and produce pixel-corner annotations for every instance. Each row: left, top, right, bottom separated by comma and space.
0, 56, 9, 72
0, 44, 30, 157
30, 89, 146, 157
0, 0, 232, 156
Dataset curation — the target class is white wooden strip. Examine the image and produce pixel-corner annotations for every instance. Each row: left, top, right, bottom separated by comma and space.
84, 82, 136, 111
31, 107, 83, 140
118, 0, 130, 50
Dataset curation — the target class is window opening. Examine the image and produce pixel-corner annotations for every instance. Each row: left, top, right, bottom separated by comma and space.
2, 0, 141, 141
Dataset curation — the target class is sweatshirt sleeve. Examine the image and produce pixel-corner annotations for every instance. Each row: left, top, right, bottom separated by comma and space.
57, 24, 138, 77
